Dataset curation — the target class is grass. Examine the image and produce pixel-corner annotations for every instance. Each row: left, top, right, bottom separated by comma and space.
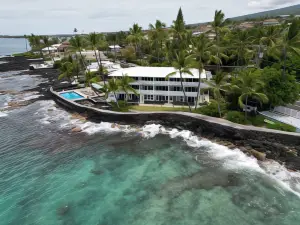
129, 105, 190, 112
225, 111, 296, 132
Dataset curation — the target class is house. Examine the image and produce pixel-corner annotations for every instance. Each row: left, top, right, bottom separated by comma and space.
57, 41, 70, 52
263, 19, 280, 26
42, 46, 57, 53
192, 24, 212, 36
109, 45, 122, 53
109, 67, 212, 106
237, 22, 254, 30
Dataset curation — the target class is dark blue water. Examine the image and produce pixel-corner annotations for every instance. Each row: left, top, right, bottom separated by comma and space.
0, 38, 30, 56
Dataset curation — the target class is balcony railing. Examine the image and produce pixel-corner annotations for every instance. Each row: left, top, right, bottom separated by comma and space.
129, 80, 209, 88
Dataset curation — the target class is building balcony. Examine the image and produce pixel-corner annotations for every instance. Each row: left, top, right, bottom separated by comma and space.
130, 80, 209, 88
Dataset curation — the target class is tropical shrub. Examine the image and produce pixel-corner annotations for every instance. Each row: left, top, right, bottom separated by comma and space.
259, 67, 300, 107
196, 101, 227, 117
226, 111, 247, 124
111, 101, 130, 112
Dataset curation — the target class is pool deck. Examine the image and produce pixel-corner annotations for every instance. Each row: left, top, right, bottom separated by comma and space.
58, 87, 99, 100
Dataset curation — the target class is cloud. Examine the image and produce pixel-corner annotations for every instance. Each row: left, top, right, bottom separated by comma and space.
0, 0, 299, 35
248, 0, 299, 9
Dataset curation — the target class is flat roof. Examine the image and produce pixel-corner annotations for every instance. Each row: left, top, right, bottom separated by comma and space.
109, 67, 211, 79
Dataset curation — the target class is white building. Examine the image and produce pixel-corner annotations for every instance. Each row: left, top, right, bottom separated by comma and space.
109, 67, 211, 106
109, 45, 122, 52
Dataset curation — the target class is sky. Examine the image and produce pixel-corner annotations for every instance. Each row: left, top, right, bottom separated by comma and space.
1, 0, 300, 35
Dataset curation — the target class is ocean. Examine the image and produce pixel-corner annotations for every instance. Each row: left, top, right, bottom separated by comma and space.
1, 55, 300, 224
0, 38, 30, 56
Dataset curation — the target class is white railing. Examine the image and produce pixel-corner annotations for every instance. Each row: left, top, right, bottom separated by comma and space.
130, 80, 208, 88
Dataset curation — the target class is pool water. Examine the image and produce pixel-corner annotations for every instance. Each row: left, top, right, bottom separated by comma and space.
60, 92, 85, 100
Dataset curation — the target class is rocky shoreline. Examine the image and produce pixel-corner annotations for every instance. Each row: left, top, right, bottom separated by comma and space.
2, 56, 300, 171
0, 56, 67, 109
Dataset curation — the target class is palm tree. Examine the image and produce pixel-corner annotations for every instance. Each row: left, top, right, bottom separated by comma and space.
118, 74, 139, 104
230, 30, 254, 67
232, 69, 268, 119
42, 36, 54, 61
127, 23, 143, 55
28, 34, 44, 59
69, 35, 87, 70
149, 20, 167, 62
212, 10, 227, 70
166, 50, 194, 112
107, 78, 120, 109
191, 34, 220, 109
204, 71, 230, 117
271, 19, 300, 77
58, 62, 74, 82
88, 32, 106, 84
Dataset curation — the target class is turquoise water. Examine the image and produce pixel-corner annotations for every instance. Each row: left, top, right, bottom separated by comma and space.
1, 101, 300, 225
0, 38, 30, 56
60, 92, 85, 100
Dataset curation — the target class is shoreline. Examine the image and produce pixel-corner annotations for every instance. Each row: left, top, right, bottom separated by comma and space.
51, 87, 300, 171
1, 56, 300, 171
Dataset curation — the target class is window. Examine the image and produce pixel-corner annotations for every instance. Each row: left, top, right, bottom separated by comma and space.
142, 86, 153, 90
155, 86, 168, 91
145, 95, 154, 101
131, 85, 139, 90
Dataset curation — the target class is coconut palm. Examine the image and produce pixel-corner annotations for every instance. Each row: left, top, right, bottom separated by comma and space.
42, 36, 54, 61
118, 74, 139, 104
149, 20, 167, 62
58, 62, 74, 82
28, 34, 44, 59
204, 71, 230, 117
69, 35, 87, 70
127, 23, 143, 54
107, 78, 120, 109
271, 19, 300, 77
212, 10, 228, 70
232, 69, 268, 119
191, 34, 221, 109
166, 50, 194, 112
230, 30, 254, 67
88, 32, 105, 84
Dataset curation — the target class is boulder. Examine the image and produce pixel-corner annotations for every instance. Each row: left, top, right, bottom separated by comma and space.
250, 149, 266, 161
71, 127, 82, 133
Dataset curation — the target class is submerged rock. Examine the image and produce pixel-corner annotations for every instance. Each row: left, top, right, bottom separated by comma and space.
71, 127, 82, 133
56, 205, 70, 216
90, 169, 104, 175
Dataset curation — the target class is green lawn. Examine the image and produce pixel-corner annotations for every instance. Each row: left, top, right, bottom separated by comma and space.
129, 105, 190, 112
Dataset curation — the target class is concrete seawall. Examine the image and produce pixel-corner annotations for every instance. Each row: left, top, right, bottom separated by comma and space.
50, 87, 300, 170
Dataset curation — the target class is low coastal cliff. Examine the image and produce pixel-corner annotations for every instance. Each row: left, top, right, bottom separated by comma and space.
50, 87, 300, 171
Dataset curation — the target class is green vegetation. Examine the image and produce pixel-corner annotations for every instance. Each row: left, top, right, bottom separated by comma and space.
195, 101, 227, 117
25, 7, 300, 133
225, 111, 296, 132
130, 105, 189, 112
12, 52, 41, 59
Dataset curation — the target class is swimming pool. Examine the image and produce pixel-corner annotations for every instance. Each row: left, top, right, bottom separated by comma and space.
60, 91, 85, 100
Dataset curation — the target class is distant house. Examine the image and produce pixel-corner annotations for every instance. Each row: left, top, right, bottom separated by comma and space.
238, 22, 254, 30
57, 41, 70, 52
263, 19, 280, 26
192, 25, 214, 39
42, 46, 57, 53
109, 45, 122, 53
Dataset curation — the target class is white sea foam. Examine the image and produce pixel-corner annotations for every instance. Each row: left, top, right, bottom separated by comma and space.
36, 100, 300, 197
0, 112, 8, 117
